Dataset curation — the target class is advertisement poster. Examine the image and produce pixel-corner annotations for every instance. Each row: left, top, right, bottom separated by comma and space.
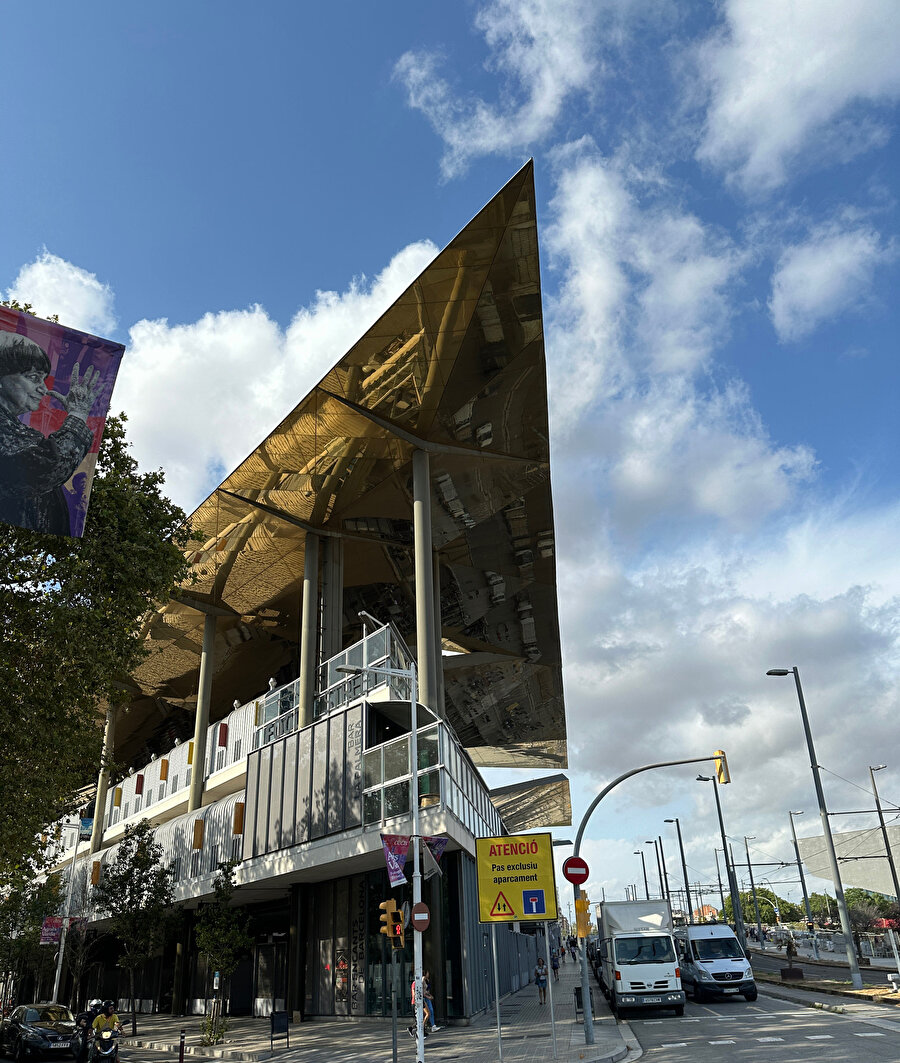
40, 916, 63, 945
0, 307, 125, 538
380, 833, 411, 887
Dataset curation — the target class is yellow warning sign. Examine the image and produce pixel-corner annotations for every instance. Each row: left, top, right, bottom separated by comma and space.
476, 833, 558, 923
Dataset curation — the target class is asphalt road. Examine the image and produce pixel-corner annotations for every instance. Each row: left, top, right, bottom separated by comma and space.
751, 949, 897, 987
628, 991, 900, 1060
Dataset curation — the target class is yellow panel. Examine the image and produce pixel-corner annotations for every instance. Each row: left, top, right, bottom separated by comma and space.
475, 832, 558, 923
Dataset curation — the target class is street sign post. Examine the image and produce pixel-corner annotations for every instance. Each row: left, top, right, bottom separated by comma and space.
411, 902, 430, 932
562, 856, 590, 885
475, 833, 558, 923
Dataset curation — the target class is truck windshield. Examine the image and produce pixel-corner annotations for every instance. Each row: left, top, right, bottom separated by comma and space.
693, 938, 744, 960
614, 935, 676, 964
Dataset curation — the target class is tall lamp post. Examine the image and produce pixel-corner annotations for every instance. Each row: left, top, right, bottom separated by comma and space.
870, 765, 900, 904
339, 660, 426, 1060
713, 849, 726, 914
697, 774, 746, 948
665, 819, 693, 923
634, 850, 650, 900
658, 835, 672, 908
743, 836, 765, 949
766, 667, 863, 988
789, 811, 819, 960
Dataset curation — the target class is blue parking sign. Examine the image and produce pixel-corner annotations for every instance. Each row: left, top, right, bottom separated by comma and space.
522, 889, 546, 916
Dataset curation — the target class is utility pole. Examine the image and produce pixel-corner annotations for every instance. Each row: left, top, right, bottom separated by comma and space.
744, 837, 765, 950
870, 766, 900, 904
789, 810, 819, 960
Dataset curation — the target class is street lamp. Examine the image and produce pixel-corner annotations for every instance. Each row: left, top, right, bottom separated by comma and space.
869, 765, 900, 904
766, 666, 864, 988
789, 811, 819, 960
338, 660, 427, 1058
697, 774, 746, 948
743, 836, 765, 949
713, 849, 726, 915
645, 840, 665, 901
664, 818, 694, 923
634, 850, 650, 900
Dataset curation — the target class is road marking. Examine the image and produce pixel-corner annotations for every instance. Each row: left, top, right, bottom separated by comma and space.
708, 1040, 736, 1045
679, 1019, 700, 1022
661, 1043, 689, 1048
757, 1037, 784, 1042
853, 1032, 885, 1036
806, 1035, 833, 1039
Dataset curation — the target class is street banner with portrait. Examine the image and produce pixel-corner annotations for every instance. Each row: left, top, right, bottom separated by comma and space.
0, 306, 125, 538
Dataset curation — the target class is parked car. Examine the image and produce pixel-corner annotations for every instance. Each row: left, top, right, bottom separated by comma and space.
0, 1005, 77, 1061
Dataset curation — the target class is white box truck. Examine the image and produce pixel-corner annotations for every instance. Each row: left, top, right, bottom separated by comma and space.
674, 923, 757, 1002
596, 901, 685, 1016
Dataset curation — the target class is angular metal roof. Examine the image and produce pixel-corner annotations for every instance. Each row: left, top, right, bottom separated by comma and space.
124, 161, 566, 770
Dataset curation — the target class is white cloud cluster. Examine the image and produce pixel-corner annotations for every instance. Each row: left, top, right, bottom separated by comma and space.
769, 223, 894, 342
113, 240, 437, 510
696, 0, 900, 191
6, 250, 117, 336
395, 0, 604, 178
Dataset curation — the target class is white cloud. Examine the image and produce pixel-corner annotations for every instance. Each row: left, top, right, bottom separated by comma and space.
114, 241, 437, 511
769, 224, 894, 342
395, 0, 603, 178
696, 0, 900, 191
6, 250, 117, 336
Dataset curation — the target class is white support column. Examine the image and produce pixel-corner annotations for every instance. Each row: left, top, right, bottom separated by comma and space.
188, 613, 216, 813
432, 551, 445, 717
90, 705, 117, 854
298, 532, 320, 728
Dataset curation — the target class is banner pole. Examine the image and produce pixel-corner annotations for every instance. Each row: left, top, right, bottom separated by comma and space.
544, 923, 558, 1059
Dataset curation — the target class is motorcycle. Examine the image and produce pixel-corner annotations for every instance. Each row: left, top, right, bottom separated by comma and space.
89, 1029, 119, 1063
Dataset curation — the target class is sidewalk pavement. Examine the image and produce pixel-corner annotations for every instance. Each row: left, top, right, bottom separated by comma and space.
750, 942, 900, 970
121, 959, 634, 1063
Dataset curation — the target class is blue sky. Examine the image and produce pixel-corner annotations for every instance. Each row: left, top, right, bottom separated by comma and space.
5, 1, 900, 911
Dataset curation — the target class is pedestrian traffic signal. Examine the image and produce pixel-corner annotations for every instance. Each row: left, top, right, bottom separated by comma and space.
380, 899, 398, 939
807, 921, 814, 932
714, 749, 731, 785
379, 899, 405, 949
575, 897, 590, 938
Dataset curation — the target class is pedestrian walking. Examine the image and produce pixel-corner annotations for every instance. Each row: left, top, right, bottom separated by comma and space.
550, 949, 560, 982
534, 956, 548, 1004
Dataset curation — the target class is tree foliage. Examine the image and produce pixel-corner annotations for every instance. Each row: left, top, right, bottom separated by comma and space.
195, 861, 252, 1043
91, 820, 176, 1034
0, 876, 63, 1001
0, 415, 192, 884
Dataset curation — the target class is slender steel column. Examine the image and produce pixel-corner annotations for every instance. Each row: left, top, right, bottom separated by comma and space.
412, 450, 438, 711
432, 552, 445, 717
744, 836, 765, 949
320, 536, 344, 663
658, 835, 671, 907
634, 850, 649, 899
298, 532, 320, 728
789, 811, 819, 960
188, 613, 216, 812
870, 766, 900, 903
666, 818, 694, 922
90, 705, 117, 854
699, 774, 746, 948
714, 850, 726, 914
647, 840, 664, 899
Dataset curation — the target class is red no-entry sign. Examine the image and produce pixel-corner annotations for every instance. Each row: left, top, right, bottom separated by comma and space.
562, 856, 590, 885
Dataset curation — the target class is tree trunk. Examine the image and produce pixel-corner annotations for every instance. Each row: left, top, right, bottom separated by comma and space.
129, 967, 137, 1036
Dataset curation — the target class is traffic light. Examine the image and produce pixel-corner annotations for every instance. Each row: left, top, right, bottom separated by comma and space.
379, 899, 405, 950
714, 749, 731, 785
575, 897, 590, 938
379, 899, 398, 942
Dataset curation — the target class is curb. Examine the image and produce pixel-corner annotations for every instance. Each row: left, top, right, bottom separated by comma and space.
121, 1040, 273, 1061
755, 974, 900, 1008
758, 986, 846, 1014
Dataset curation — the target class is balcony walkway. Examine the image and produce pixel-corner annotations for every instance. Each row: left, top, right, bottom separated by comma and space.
120, 957, 630, 1063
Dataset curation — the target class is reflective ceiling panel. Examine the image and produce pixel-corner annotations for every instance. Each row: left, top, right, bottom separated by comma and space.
126, 161, 566, 770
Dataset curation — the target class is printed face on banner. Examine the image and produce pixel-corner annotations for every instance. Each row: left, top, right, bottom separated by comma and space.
0, 307, 125, 538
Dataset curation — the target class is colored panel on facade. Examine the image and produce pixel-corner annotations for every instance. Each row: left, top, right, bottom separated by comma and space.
475, 832, 558, 923
327, 713, 345, 835
310, 721, 328, 839
344, 706, 363, 829
296, 726, 312, 845
0, 307, 125, 538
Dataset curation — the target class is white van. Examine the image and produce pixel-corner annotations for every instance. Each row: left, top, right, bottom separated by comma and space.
674, 924, 757, 1002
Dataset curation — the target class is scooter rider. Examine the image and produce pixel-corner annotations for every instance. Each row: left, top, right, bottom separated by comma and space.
90, 1002, 121, 1061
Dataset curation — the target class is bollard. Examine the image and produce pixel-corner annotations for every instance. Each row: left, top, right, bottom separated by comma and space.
178, 1029, 186, 1063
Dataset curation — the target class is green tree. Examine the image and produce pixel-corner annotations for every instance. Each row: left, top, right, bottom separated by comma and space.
0, 876, 63, 1003
0, 414, 192, 885
91, 820, 176, 1035
194, 861, 253, 1044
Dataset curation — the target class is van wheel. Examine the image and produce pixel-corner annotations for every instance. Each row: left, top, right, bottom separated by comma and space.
693, 984, 706, 1003
673, 1005, 684, 1017
744, 989, 758, 1002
